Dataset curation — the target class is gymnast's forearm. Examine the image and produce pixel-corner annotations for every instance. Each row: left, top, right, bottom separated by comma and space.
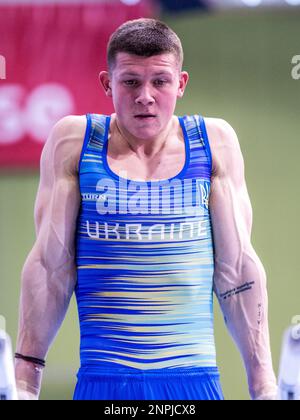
15, 251, 76, 397
213, 249, 277, 400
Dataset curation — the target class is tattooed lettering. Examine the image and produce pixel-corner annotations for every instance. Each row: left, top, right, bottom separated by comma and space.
257, 303, 262, 326
220, 281, 255, 301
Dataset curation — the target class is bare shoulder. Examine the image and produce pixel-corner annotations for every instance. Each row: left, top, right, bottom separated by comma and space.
35, 115, 86, 237
203, 117, 243, 178
42, 115, 87, 177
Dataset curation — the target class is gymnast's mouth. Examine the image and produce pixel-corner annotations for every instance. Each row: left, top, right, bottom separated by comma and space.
134, 114, 157, 119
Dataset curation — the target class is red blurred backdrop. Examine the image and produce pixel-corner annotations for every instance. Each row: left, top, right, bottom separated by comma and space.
0, 0, 156, 168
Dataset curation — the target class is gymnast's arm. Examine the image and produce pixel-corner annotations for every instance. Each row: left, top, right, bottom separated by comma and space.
15, 116, 86, 400
206, 118, 277, 400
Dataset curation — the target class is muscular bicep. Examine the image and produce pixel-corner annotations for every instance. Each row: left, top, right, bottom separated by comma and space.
32, 117, 82, 271
35, 178, 80, 270
208, 119, 253, 276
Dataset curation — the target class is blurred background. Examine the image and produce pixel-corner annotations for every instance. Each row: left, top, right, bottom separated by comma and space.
0, 0, 299, 400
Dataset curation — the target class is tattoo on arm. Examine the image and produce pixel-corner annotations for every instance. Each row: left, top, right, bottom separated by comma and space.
219, 281, 255, 301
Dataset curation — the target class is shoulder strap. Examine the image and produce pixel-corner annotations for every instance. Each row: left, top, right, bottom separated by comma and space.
181, 114, 212, 179
88, 113, 109, 152
78, 113, 108, 174
198, 115, 212, 174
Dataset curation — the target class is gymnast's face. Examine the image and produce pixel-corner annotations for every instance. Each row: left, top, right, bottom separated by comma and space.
100, 52, 189, 140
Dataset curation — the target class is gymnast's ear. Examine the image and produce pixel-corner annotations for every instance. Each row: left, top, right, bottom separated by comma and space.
99, 71, 112, 97
177, 71, 189, 99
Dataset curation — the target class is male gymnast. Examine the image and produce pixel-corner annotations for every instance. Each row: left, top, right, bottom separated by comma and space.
15, 18, 277, 400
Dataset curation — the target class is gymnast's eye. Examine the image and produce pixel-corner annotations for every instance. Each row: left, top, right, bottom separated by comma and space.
153, 79, 168, 87
124, 80, 138, 87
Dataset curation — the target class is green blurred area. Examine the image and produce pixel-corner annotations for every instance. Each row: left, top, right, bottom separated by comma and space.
0, 9, 299, 400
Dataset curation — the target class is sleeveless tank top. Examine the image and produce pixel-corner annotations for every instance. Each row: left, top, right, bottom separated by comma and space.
75, 114, 217, 372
